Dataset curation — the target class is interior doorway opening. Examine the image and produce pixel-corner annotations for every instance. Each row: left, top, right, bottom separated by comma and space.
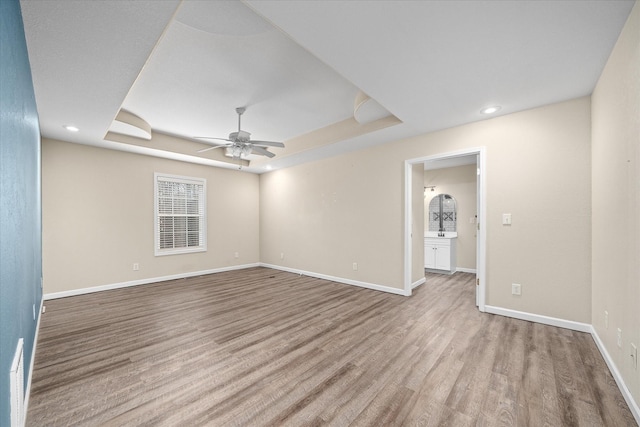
404, 147, 486, 311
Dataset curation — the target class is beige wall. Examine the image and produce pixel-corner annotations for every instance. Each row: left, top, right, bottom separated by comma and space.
42, 138, 260, 294
424, 164, 477, 270
261, 96, 592, 322
44, 96, 592, 324
259, 151, 405, 289
592, 1, 639, 407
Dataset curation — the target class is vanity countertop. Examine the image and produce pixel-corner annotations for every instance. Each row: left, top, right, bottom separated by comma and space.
425, 232, 457, 239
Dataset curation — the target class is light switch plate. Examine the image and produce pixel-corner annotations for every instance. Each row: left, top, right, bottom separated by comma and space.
502, 213, 512, 225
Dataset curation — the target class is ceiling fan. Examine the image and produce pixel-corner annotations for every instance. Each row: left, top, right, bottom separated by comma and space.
195, 107, 285, 159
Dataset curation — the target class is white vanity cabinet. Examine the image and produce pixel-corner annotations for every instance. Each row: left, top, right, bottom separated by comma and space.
424, 237, 457, 274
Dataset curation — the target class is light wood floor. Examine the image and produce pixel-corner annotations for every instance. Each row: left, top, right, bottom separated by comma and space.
28, 268, 636, 426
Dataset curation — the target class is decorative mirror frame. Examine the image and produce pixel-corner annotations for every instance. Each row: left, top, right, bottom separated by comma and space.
428, 194, 457, 233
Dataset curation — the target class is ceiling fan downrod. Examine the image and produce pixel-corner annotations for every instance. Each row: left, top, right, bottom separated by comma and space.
236, 107, 245, 133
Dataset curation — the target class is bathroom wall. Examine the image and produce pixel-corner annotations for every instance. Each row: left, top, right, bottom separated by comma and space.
424, 164, 477, 271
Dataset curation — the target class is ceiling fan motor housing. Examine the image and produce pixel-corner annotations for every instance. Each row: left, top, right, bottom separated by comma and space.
229, 130, 251, 142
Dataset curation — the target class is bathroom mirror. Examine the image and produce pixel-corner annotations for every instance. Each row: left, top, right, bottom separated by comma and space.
428, 194, 457, 232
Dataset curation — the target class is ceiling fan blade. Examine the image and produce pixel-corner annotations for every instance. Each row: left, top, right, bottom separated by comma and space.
197, 145, 228, 153
194, 136, 232, 142
250, 140, 285, 148
251, 146, 276, 158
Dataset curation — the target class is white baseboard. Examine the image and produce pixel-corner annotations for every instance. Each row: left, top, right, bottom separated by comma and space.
23, 296, 43, 425
43, 263, 260, 300
260, 263, 410, 296
44, 262, 410, 300
484, 305, 592, 333
456, 267, 477, 274
412, 277, 426, 289
590, 327, 640, 424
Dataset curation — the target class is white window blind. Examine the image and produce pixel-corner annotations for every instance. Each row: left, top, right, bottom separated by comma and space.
154, 173, 206, 256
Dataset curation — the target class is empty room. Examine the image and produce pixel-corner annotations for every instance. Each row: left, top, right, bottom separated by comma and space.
1, 0, 638, 425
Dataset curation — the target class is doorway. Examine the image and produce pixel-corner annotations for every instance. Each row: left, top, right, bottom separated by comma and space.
404, 147, 486, 311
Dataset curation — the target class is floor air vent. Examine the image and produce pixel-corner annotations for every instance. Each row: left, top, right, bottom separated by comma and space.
10, 338, 24, 427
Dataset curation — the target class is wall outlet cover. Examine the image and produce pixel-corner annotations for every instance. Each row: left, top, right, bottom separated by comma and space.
511, 283, 521, 296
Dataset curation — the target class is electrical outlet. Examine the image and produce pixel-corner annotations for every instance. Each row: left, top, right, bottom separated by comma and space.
280, 252, 284, 260
617, 328, 622, 348
234, 252, 239, 259
511, 283, 521, 296
631, 343, 638, 370
352, 262, 358, 271
133, 263, 139, 271
604, 310, 608, 329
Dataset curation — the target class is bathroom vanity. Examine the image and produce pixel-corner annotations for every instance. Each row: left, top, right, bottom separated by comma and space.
425, 193, 458, 273
424, 235, 457, 274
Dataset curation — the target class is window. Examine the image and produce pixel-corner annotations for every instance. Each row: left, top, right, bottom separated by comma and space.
154, 173, 206, 256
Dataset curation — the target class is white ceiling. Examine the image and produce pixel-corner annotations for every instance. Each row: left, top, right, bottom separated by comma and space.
20, 0, 634, 173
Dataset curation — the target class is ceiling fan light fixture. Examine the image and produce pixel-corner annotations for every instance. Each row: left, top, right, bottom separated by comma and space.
225, 144, 253, 159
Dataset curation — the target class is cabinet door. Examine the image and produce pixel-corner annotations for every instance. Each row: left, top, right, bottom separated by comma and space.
425, 244, 436, 268
434, 245, 451, 270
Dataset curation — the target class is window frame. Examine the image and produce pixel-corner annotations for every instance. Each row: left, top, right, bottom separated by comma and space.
154, 172, 207, 257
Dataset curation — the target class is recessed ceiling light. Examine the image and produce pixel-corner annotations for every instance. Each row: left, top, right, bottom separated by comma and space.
63, 125, 79, 132
480, 106, 501, 115
265, 165, 272, 170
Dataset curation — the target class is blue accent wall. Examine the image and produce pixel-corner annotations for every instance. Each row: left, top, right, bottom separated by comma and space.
0, 0, 43, 424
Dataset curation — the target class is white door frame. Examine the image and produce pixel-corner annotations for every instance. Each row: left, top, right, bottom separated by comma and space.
403, 147, 487, 312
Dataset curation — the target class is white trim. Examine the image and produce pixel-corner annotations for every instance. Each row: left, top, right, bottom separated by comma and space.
43, 262, 410, 300
23, 296, 43, 426
477, 148, 487, 311
403, 160, 412, 294
404, 147, 486, 311
261, 263, 410, 296
412, 277, 426, 289
10, 338, 23, 427
43, 263, 259, 300
484, 305, 592, 333
590, 327, 640, 424
456, 267, 477, 274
